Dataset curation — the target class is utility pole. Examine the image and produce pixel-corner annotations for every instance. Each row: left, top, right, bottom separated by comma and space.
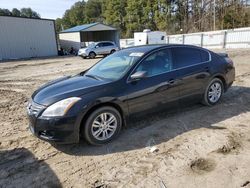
213, 0, 216, 30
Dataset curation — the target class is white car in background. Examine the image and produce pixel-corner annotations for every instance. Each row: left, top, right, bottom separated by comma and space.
78, 41, 119, 59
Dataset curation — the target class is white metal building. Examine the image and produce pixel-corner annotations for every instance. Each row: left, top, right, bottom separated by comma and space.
0, 16, 58, 60
59, 23, 119, 50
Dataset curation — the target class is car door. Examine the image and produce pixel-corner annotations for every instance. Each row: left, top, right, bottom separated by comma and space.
171, 47, 211, 105
126, 48, 181, 118
95, 43, 104, 55
103, 42, 113, 54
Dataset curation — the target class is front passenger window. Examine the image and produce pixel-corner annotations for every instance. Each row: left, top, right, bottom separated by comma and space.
136, 49, 172, 77
96, 43, 103, 48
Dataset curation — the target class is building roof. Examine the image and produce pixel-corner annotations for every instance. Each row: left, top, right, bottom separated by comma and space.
60, 23, 117, 33
0, 15, 55, 22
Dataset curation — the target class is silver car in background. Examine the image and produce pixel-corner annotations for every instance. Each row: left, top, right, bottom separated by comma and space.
78, 41, 119, 59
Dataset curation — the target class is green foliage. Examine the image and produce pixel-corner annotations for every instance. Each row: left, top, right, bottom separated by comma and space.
0, 9, 12, 16
0, 7, 40, 18
20, 8, 40, 18
55, 18, 63, 33
12, 8, 21, 17
103, 0, 127, 36
85, 0, 104, 23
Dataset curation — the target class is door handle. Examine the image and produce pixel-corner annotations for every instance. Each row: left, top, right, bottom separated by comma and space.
162, 79, 176, 86
156, 79, 176, 92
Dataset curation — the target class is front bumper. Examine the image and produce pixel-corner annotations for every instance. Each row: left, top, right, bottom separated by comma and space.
28, 114, 79, 144
78, 51, 88, 57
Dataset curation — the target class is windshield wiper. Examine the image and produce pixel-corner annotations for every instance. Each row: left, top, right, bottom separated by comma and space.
85, 74, 102, 80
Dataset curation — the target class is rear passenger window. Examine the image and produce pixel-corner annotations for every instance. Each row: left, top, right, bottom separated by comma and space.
172, 47, 209, 69
103, 42, 113, 47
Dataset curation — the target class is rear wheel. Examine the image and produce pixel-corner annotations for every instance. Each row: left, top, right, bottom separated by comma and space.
82, 106, 122, 145
88, 52, 96, 59
203, 78, 224, 106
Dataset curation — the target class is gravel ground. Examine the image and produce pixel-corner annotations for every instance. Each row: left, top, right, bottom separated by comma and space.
0, 49, 250, 188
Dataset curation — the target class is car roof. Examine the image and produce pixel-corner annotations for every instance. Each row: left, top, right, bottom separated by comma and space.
123, 44, 206, 53
96, 41, 114, 44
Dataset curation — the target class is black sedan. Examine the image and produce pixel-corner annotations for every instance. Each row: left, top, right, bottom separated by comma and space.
27, 44, 235, 145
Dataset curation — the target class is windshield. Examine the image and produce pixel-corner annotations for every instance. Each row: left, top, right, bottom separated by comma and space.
88, 43, 96, 48
85, 50, 143, 81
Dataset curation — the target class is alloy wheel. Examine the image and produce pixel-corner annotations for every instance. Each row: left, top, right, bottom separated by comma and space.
91, 112, 117, 141
208, 82, 222, 103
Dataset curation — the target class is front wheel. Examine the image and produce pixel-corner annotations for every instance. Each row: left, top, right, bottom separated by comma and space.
110, 49, 116, 54
82, 106, 122, 145
202, 78, 224, 106
88, 52, 96, 59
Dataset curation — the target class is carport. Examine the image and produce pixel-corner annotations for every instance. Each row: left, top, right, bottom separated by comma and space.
59, 23, 119, 50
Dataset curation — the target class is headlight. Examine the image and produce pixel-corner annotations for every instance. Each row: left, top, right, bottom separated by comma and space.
42, 97, 81, 117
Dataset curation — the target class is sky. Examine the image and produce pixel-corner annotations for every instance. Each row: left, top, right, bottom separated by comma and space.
0, 0, 81, 19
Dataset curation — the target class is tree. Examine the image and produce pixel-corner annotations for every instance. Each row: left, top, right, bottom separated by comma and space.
0, 9, 12, 16
20, 8, 40, 18
55, 18, 63, 33
125, 0, 147, 37
12, 8, 21, 17
152, 0, 172, 32
85, 0, 103, 23
0, 8, 40, 18
103, 0, 127, 37
60, 1, 86, 29
56, 0, 250, 37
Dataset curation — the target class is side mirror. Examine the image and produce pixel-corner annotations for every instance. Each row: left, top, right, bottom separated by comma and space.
95, 45, 99, 48
130, 71, 147, 81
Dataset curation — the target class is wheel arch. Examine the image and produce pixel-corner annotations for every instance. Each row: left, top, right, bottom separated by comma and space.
213, 74, 227, 91
79, 102, 126, 135
89, 51, 96, 56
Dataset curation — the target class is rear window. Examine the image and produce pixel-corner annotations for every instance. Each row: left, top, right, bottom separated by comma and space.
172, 47, 209, 69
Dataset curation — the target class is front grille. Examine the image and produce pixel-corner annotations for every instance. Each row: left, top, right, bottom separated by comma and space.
27, 100, 45, 116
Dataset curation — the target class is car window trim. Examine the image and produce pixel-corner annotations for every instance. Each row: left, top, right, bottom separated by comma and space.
127, 46, 211, 83
171, 46, 211, 69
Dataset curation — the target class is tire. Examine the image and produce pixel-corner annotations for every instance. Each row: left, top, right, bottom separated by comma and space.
82, 106, 122, 145
88, 52, 96, 59
202, 78, 224, 106
110, 49, 116, 54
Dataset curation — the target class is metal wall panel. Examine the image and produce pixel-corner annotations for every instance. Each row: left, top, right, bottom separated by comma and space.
184, 34, 202, 46
226, 29, 250, 48
59, 32, 81, 50
0, 16, 57, 60
168, 35, 183, 44
166, 27, 250, 49
202, 31, 225, 49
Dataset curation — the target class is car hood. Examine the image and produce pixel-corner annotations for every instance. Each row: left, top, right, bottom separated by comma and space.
32, 75, 109, 106
79, 47, 88, 51
79, 47, 93, 52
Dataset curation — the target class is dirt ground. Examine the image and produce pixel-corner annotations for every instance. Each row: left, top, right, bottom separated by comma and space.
0, 49, 250, 188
